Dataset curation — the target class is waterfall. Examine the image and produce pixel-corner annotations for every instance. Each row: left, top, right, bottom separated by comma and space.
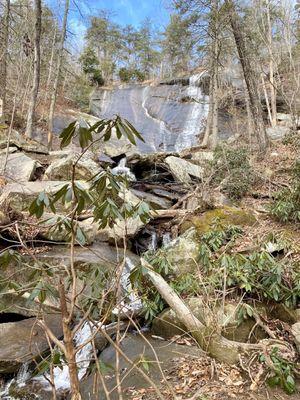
112, 257, 143, 317
175, 72, 209, 152
0, 363, 32, 399
162, 232, 171, 247
111, 157, 136, 181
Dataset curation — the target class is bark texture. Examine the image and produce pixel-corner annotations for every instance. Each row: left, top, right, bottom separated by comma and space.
0, 0, 10, 121
48, 0, 69, 150
225, 0, 268, 153
25, 0, 42, 138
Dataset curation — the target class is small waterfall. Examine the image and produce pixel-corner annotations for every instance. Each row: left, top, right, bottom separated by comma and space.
111, 157, 136, 181
0, 363, 32, 399
175, 72, 209, 152
112, 257, 143, 317
162, 232, 171, 247
35, 321, 103, 391
149, 231, 157, 251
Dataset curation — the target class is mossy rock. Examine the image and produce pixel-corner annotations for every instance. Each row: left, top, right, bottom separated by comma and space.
180, 206, 257, 235
162, 228, 201, 275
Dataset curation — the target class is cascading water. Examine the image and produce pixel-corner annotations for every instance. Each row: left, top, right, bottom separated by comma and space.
0, 363, 32, 399
112, 257, 143, 317
175, 72, 210, 151
90, 73, 210, 153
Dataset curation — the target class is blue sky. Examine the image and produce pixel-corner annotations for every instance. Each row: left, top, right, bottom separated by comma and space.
46, 0, 171, 53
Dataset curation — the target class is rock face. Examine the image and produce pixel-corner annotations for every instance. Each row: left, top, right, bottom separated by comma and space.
0, 314, 62, 373
44, 153, 101, 181
0, 152, 39, 182
165, 156, 204, 183
90, 74, 217, 153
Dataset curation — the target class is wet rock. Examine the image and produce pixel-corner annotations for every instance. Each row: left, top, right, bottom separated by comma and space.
44, 152, 101, 181
0, 128, 48, 154
165, 156, 204, 183
78, 334, 204, 400
0, 314, 62, 374
0, 152, 40, 182
180, 206, 256, 235
266, 125, 290, 140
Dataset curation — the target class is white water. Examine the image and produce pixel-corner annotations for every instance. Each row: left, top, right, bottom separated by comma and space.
0, 363, 32, 399
34, 320, 101, 391
162, 232, 171, 247
149, 231, 158, 251
111, 157, 136, 181
112, 257, 143, 317
175, 72, 210, 151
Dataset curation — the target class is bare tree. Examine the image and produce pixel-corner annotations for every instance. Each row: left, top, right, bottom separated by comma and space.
25, 0, 41, 138
0, 0, 10, 122
225, 0, 268, 153
48, 0, 70, 150
201, 0, 220, 149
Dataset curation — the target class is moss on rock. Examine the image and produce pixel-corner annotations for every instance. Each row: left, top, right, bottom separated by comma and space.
180, 206, 257, 235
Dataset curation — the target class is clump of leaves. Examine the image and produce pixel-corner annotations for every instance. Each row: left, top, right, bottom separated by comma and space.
260, 347, 297, 394
199, 227, 300, 307
210, 146, 255, 200
269, 160, 300, 223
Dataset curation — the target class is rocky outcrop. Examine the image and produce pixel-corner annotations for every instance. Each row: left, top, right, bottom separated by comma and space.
0, 314, 62, 373
165, 156, 204, 183
0, 128, 48, 154
44, 151, 101, 181
0, 152, 40, 182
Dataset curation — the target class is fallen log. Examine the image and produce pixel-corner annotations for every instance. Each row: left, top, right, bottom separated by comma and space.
140, 259, 294, 365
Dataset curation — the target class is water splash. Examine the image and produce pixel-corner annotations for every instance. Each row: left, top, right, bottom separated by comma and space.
162, 232, 171, 247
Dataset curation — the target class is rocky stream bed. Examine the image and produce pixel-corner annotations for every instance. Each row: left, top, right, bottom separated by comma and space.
0, 94, 299, 400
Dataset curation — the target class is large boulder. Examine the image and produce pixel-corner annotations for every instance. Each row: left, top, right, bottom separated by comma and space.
0, 314, 62, 374
291, 322, 300, 352
0, 152, 39, 182
165, 156, 204, 183
79, 334, 205, 400
0, 128, 48, 154
44, 153, 101, 181
158, 228, 201, 275
266, 125, 290, 140
0, 181, 88, 214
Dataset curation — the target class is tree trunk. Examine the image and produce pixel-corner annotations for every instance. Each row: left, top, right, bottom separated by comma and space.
266, 0, 277, 127
48, 0, 69, 150
25, 0, 41, 138
225, 0, 268, 153
58, 281, 82, 400
201, 0, 219, 149
0, 0, 10, 122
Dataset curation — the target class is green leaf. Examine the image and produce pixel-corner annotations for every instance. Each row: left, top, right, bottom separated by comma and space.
59, 121, 77, 149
